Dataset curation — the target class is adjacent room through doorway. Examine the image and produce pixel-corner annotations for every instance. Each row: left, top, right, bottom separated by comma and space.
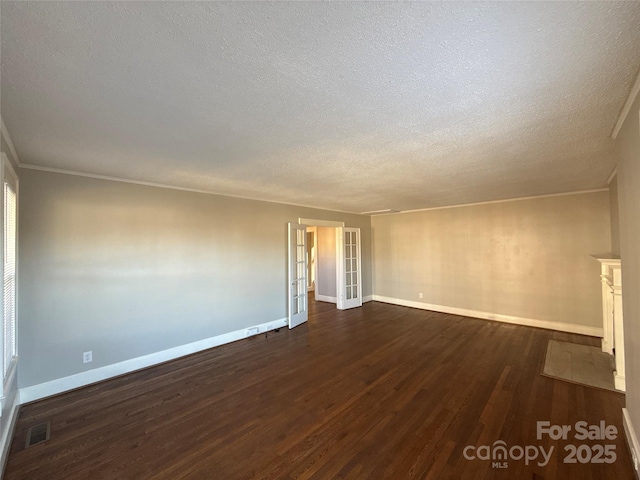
287, 219, 364, 329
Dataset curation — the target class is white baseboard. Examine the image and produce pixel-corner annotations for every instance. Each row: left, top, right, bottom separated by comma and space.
19, 317, 288, 404
371, 295, 604, 337
315, 294, 337, 304
623, 408, 640, 477
315, 295, 371, 304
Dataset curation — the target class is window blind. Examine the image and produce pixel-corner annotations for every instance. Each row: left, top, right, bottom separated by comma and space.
3, 181, 16, 378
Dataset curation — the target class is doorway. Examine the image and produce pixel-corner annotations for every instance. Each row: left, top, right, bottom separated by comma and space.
299, 219, 343, 306
307, 227, 316, 294
314, 226, 337, 303
287, 218, 364, 328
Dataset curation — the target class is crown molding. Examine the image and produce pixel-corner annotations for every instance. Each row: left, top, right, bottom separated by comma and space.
612, 67, 640, 140
298, 218, 344, 228
19, 163, 364, 216
360, 209, 400, 216
0, 117, 22, 167
398, 189, 609, 215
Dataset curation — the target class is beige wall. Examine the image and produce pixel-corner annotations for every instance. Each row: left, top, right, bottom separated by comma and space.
18, 169, 371, 388
372, 191, 611, 329
614, 90, 640, 444
609, 175, 621, 256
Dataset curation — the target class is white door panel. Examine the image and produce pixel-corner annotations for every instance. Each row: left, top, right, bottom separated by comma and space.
336, 227, 362, 310
288, 223, 308, 328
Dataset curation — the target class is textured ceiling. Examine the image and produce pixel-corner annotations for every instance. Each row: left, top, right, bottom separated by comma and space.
1, 2, 640, 214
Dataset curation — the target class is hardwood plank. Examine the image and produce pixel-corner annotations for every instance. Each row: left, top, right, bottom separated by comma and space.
4, 300, 634, 479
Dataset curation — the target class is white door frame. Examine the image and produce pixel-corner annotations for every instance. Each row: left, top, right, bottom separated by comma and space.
298, 219, 344, 306
297, 219, 364, 311
306, 226, 317, 296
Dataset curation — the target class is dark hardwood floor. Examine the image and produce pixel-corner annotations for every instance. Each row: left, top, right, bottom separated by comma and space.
4, 300, 634, 479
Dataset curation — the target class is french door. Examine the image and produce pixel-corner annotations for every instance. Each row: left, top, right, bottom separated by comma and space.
336, 227, 362, 310
287, 223, 308, 329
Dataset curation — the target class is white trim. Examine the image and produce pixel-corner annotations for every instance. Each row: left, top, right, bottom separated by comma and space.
623, 408, 640, 476
19, 163, 361, 215
0, 118, 21, 167
298, 218, 345, 228
301, 222, 343, 304
19, 317, 287, 404
0, 397, 19, 477
3, 158, 19, 191
607, 167, 618, 185
612, 67, 640, 139
397, 189, 609, 215
2, 359, 18, 401
314, 294, 371, 304
336, 228, 343, 309
18, 155, 612, 218
315, 294, 337, 304
360, 209, 399, 216
1, 154, 19, 391
371, 295, 604, 337
0, 352, 19, 478
307, 226, 318, 298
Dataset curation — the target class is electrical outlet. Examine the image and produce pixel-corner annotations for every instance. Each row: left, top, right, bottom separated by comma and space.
418, 293, 423, 299
246, 327, 258, 337
83, 351, 92, 364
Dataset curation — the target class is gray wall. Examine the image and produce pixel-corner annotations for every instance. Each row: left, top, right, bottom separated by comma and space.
18, 169, 372, 388
615, 90, 640, 444
609, 175, 621, 256
372, 191, 611, 329
316, 227, 337, 299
